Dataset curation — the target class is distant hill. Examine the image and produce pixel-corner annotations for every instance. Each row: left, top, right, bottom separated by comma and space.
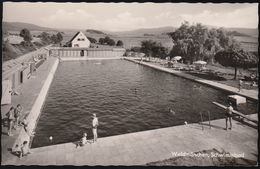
2, 22, 56, 32
226, 31, 251, 37
86, 29, 106, 34
225, 27, 258, 38
3, 21, 257, 39
104, 26, 176, 37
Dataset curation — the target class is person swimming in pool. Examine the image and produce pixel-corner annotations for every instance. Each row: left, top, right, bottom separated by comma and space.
169, 108, 176, 115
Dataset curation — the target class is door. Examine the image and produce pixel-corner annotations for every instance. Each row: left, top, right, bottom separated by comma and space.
1, 80, 12, 105
80, 50, 84, 57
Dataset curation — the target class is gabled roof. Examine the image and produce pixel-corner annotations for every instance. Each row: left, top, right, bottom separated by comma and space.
68, 31, 86, 43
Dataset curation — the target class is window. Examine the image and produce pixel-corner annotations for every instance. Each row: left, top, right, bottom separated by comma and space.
77, 38, 81, 41
74, 44, 79, 47
81, 38, 85, 41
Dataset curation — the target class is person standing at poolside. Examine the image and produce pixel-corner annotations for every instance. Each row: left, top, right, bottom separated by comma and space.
225, 102, 233, 130
14, 104, 23, 130
6, 107, 15, 136
92, 114, 99, 143
19, 141, 31, 159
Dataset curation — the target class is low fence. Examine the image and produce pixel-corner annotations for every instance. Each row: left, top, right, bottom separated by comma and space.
49, 47, 126, 58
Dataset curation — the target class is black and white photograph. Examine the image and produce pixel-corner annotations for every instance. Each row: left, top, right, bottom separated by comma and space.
1, 1, 258, 166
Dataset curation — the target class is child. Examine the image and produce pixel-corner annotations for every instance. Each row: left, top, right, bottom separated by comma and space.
76, 133, 87, 148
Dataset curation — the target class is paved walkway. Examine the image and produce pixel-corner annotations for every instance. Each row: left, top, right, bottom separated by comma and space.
8, 115, 258, 165
125, 58, 258, 101
1, 57, 57, 165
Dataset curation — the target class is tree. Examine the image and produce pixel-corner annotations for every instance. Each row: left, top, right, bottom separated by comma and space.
168, 22, 209, 64
168, 21, 245, 64
20, 28, 32, 42
99, 38, 105, 45
116, 40, 124, 46
87, 37, 97, 43
56, 32, 63, 43
107, 39, 115, 46
51, 34, 58, 44
40, 32, 51, 43
140, 40, 168, 60
104, 36, 111, 44
215, 49, 258, 79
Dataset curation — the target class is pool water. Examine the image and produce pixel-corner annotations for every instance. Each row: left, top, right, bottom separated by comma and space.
31, 60, 257, 148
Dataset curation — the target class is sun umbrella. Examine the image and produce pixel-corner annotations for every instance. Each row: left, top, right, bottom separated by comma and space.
172, 56, 182, 61
193, 60, 207, 65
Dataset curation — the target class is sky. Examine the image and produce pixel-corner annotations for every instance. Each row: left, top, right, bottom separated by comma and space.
3, 2, 259, 31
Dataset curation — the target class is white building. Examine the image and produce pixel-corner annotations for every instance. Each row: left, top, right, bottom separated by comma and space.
66, 31, 90, 48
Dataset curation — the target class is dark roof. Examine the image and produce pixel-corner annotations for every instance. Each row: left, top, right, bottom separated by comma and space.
68, 31, 88, 43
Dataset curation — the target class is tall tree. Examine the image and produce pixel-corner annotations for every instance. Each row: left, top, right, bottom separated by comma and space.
87, 37, 97, 43
107, 39, 116, 46
116, 40, 124, 47
104, 36, 111, 44
51, 34, 58, 44
140, 40, 168, 60
56, 32, 63, 44
40, 32, 51, 43
20, 28, 32, 42
99, 38, 105, 45
215, 49, 258, 79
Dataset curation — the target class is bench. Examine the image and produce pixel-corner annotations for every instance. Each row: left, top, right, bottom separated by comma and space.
212, 102, 258, 125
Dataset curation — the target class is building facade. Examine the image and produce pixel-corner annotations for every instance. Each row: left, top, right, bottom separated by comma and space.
49, 47, 126, 58
66, 31, 91, 48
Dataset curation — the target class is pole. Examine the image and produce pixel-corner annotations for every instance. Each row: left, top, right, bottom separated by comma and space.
208, 111, 211, 129
200, 112, 204, 130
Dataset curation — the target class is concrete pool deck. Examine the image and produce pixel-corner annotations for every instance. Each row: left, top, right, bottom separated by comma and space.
60, 57, 122, 61
124, 58, 258, 101
1, 57, 58, 165
8, 115, 259, 165
1, 56, 258, 165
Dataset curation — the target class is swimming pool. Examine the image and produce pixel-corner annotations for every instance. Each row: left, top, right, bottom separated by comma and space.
31, 59, 257, 148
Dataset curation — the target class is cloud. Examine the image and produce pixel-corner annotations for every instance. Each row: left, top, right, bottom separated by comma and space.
41, 9, 95, 29
179, 6, 258, 28
94, 12, 146, 31
155, 12, 174, 20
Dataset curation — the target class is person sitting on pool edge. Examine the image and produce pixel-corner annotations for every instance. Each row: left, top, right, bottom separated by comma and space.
76, 133, 87, 148
225, 102, 233, 130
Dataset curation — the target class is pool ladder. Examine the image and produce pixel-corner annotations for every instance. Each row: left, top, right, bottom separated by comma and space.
199, 111, 211, 130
